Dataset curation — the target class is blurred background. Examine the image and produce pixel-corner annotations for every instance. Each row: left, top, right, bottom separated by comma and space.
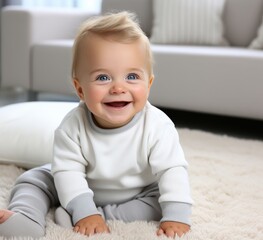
1, 0, 262, 140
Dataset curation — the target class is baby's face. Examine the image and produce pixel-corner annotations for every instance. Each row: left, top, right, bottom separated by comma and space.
74, 33, 153, 129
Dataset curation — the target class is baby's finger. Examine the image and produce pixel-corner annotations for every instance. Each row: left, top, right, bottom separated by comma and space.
157, 228, 164, 236
95, 225, 110, 234
86, 228, 96, 236
73, 225, 80, 233
164, 228, 176, 238
175, 229, 185, 237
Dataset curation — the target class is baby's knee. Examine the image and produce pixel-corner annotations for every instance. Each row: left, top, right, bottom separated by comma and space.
55, 207, 73, 229
15, 169, 38, 184
15, 166, 54, 190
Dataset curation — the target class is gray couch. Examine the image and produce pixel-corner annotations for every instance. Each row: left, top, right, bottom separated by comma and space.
1, 0, 263, 120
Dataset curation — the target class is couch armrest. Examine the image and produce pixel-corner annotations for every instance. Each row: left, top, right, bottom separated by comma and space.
1, 6, 97, 90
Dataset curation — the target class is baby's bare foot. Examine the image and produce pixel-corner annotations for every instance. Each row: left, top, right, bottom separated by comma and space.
0, 210, 15, 224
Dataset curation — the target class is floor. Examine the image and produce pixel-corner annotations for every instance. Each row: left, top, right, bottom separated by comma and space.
1, 87, 262, 141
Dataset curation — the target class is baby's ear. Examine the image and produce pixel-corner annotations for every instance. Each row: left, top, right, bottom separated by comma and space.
73, 78, 84, 100
149, 75, 154, 89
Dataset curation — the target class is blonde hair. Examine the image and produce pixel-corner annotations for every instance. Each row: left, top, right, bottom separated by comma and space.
72, 11, 153, 79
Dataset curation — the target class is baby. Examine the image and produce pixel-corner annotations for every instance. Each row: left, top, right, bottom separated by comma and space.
0, 12, 193, 238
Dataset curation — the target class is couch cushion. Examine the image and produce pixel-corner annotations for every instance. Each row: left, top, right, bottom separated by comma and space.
101, 0, 153, 37
150, 0, 227, 46
223, 0, 263, 47
149, 44, 263, 120
249, 16, 263, 49
0, 102, 78, 169
32, 40, 75, 95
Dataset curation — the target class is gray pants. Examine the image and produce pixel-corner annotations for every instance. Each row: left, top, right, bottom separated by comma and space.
6, 164, 162, 234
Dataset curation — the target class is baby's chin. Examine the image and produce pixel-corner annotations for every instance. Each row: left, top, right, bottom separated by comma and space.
94, 115, 134, 129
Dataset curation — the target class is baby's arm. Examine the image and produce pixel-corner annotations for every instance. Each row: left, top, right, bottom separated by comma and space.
73, 214, 110, 236
157, 221, 190, 238
53, 128, 106, 234
148, 123, 193, 237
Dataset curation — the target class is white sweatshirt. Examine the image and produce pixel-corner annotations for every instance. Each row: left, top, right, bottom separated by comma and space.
52, 102, 193, 225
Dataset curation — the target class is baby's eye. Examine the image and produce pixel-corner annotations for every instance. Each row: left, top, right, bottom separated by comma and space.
126, 73, 139, 80
96, 74, 110, 81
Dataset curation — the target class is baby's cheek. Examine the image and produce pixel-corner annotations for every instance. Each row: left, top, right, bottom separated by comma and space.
135, 87, 150, 101
86, 87, 104, 102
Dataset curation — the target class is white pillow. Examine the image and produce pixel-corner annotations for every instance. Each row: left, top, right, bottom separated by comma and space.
0, 101, 78, 169
150, 0, 227, 46
249, 17, 263, 49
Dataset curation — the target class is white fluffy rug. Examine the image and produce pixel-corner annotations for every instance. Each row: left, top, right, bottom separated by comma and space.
0, 129, 263, 240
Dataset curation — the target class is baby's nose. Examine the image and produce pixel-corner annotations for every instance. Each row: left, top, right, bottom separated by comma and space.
110, 82, 127, 94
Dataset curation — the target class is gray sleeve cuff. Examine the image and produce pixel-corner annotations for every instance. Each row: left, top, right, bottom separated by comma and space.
160, 202, 192, 226
66, 193, 101, 225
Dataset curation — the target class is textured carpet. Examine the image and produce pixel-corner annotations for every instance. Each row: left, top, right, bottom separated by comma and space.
0, 128, 262, 240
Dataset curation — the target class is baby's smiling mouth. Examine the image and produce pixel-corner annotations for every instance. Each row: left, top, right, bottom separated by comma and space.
104, 101, 131, 108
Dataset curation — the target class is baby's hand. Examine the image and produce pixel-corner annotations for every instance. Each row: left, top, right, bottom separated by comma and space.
157, 221, 190, 238
73, 214, 110, 236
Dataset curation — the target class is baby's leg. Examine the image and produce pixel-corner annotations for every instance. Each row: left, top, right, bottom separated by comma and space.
54, 206, 105, 228
0, 211, 45, 238
54, 183, 161, 228
0, 164, 59, 238
103, 182, 162, 222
